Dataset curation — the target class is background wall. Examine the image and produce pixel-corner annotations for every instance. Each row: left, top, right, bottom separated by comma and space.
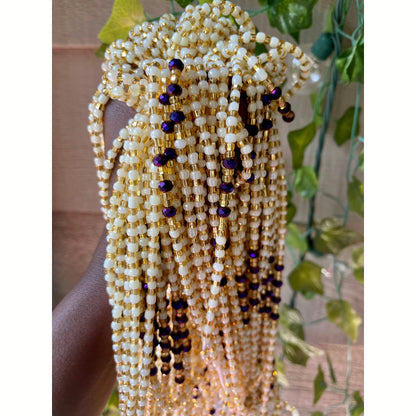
52, 1, 363, 412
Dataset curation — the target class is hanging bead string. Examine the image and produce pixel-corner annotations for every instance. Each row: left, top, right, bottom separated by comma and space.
88, 1, 312, 415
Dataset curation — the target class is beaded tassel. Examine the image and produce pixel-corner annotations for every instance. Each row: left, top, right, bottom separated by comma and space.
88, 1, 310, 415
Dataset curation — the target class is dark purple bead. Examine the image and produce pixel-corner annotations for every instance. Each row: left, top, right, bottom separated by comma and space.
182, 342, 191, 352
246, 173, 255, 183
283, 111, 295, 123
240, 305, 249, 312
159, 93, 170, 105
259, 306, 266, 314
170, 110, 185, 123
176, 315, 188, 324
172, 299, 184, 310
225, 240, 231, 250
169, 58, 184, 71
275, 264, 284, 271
183, 300, 189, 309
162, 206, 177, 218
272, 296, 281, 304
250, 266, 259, 274
262, 94, 272, 105
153, 154, 167, 167
261, 293, 267, 300
266, 290, 273, 297
159, 326, 171, 336
210, 238, 216, 247
273, 280, 283, 288
173, 362, 184, 370
278, 102, 291, 114
171, 345, 183, 354
143, 283, 148, 291
161, 366, 171, 375
271, 312, 280, 321
245, 124, 259, 136
270, 87, 282, 100
167, 83, 183, 96
250, 151, 256, 160
222, 158, 237, 169
264, 306, 272, 314
219, 330, 224, 337
238, 291, 248, 299
161, 120, 175, 133
249, 282, 260, 290
242, 318, 250, 325
159, 180, 173, 193
249, 298, 260, 306
180, 329, 190, 339
164, 147, 177, 160
161, 354, 172, 363
160, 340, 171, 349
235, 275, 246, 283
260, 119, 273, 130
210, 408, 216, 415
175, 375, 185, 384
150, 367, 158, 376
171, 332, 181, 341
220, 277, 228, 287
268, 256, 275, 263
267, 275, 274, 283
219, 182, 234, 193
217, 206, 231, 217
249, 249, 258, 259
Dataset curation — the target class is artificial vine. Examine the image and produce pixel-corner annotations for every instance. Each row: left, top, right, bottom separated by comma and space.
96, 1, 364, 414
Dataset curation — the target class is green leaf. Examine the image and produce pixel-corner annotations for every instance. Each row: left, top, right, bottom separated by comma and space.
334, 106, 361, 146
103, 388, 119, 415
336, 34, 364, 84
176, 0, 194, 7
95, 43, 109, 59
275, 358, 289, 387
266, 0, 318, 37
348, 176, 364, 217
314, 217, 363, 255
286, 223, 308, 255
294, 166, 318, 199
326, 300, 362, 342
311, 412, 324, 416
310, 93, 324, 127
279, 326, 323, 366
352, 246, 364, 283
351, 390, 364, 416
255, 42, 268, 56
313, 364, 327, 404
279, 305, 323, 366
289, 260, 324, 297
323, 4, 334, 33
288, 122, 316, 169
279, 304, 308, 366
287, 202, 297, 224
290, 31, 300, 43
326, 353, 337, 384
98, 0, 145, 44
358, 151, 364, 171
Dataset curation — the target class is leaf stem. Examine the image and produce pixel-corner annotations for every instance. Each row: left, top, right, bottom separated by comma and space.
303, 316, 327, 326
343, 82, 362, 226
247, 6, 271, 17
170, 0, 175, 14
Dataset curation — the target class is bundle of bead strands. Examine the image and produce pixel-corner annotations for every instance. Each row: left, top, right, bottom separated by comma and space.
88, 1, 311, 415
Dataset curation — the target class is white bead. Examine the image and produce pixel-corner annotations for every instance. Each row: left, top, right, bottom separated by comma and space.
270, 36, 279, 48
256, 32, 266, 43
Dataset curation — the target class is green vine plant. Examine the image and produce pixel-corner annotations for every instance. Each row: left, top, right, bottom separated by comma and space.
96, 1, 364, 415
